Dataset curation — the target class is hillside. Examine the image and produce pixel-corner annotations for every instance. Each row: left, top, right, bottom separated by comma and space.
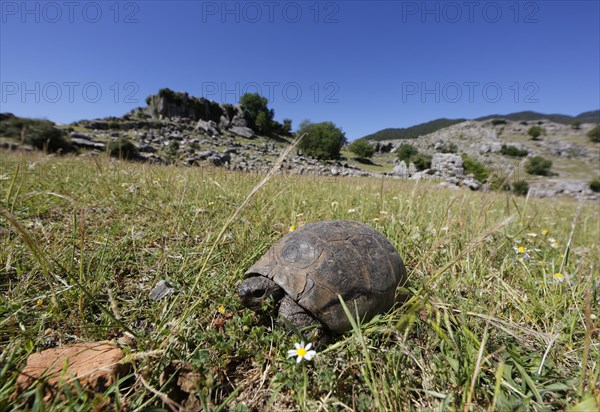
360, 110, 600, 142
1, 90, 599, 200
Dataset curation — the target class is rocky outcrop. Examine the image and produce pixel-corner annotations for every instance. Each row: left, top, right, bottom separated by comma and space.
431, 153, 464, 177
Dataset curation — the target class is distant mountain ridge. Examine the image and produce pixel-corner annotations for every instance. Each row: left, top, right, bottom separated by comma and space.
359, 110, 600, 142
475, 110, 600, 124
359, 118, 467, 142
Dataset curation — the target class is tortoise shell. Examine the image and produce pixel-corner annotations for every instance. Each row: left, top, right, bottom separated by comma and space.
244, 220, 407, 333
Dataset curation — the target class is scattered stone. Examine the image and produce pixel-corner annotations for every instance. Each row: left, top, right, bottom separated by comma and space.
149, 280, 175, 301
461, 177, 482, 191
195, 119, 220, 136
70, 138, 106, 150
229, 126, 254, 139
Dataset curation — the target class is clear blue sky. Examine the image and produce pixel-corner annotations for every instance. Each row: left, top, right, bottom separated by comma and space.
1, 0, 599, 140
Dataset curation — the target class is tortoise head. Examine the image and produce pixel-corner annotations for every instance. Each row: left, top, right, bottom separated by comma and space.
238, 276, 285, 311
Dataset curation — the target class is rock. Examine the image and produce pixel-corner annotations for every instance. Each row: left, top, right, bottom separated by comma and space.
138, 144, 156, 153
431, 153, 464, 177
461, 177, 482, 190
391, 161, 409, 178
207, 152, 231, 166
230, 115, 248, 128
149, 280, 176, 301
69, 132, 93, 141
197, 150, 216, 160
70, 137, 105, 150
229, 126, 254, 139
408, 162, 417, 175
14, 341, 127, 400
195, 119, 220, 136
477, 142, 502, 154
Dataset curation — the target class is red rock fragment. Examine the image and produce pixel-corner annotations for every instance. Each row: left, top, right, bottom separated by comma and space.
15, 341, 127, 399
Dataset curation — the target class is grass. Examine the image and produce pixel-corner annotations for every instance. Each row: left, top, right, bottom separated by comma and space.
1, 151, 599, 411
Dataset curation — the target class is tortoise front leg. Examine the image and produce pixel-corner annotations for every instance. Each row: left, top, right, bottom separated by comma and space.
278, 296, 325, 343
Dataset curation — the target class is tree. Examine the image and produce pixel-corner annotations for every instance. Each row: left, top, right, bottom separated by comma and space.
525, 156, 553, 176
297, 121, 347, 160
527, 126, 544, 140
394, 144, 431, 170
395, 144, 418, 162
255, 111, 272, 135
587, 125, 600, 143
348, 140, 375, 159
282, 119, 292, 134
239, 93, 274, 135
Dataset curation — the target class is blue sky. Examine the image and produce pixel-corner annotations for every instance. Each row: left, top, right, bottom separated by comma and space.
1, 0, 599, 140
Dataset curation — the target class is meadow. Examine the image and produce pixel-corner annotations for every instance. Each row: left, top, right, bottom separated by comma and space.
1, 151, 598, 411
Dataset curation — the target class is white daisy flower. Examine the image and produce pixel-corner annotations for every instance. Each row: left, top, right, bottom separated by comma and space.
287, 342, 316, 363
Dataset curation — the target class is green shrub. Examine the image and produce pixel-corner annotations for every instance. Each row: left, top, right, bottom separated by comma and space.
396, 144, 418, 162
26, 124, 73, 153
500, 145, 528, 157
491, 119, 507, 126
108, 138, 139, 160
167, 140, 180, 156
348, 140, 375, 159
461, 154, 489, 182
527, 126, 544, 140
589, 178, 600, 192
588, 125, 600, 143
511, 180, 530, 196
436, 142, 458, 153
297, 121, 347, 160
489, 174, 511, 191
525, 156, 553, 176
412, 154, 432, 171
0, 115, 74, 153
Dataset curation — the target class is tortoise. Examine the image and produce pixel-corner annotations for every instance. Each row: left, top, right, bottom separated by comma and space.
238, 220, 407, 335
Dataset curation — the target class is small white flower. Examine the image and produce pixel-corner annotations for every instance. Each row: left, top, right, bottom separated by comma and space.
347, 208, 357, 213
287, 342, 316, 363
